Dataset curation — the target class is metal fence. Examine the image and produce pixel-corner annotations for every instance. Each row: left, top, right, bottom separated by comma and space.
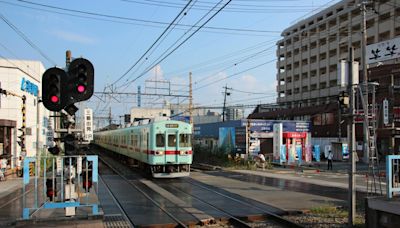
22, 155, 99, 219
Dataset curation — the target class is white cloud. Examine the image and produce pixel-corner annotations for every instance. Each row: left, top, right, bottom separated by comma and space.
51, 30, 96, 44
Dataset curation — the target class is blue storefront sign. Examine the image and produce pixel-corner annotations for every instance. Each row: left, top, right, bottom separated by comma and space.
21, 77, 38, 96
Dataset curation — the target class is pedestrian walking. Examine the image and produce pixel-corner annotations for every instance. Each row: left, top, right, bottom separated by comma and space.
0, 158, 7, 181
255, 152, 266, 170
327, 150, 333, 170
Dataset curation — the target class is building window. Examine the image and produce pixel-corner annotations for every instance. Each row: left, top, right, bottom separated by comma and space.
329, 64, 336, 72
339, 13, 348, 23
302, 72, 308, 79
379, 31, 390, 42
352, 41, 361, 49
294, 88, 300, 94
396, 26, 400, 36
329, 18, 337, 27
329, 49, 337, 57
351, 23, 361, 32
367, 36, 375, 45
329, 34, 337, 42
351, 8, 360, 17
319, 52, 327, 60
366, 19, 374, 29
286, 89, 292, 96
319, 38, 327, 46
301, 45, 308, 52
340, 45, 348, 54
294, 48, 300, 55
310, 84, 317, 90
302, 86, 308, 92
310, 70, 317, 77
329, 79, 337, 87
318, 23, 326, 31
327, 11, 333, 17
294, 61, 300, 68
378, 12, 391, 22
320, 67, 327, 75
310, 41, 317, 49
294, 74, 300, 81
320, 82, 327, 89
287, 51, 292, 58
302, 58, 308, 65
287, 77, 292, 83
310, 56, 317, 64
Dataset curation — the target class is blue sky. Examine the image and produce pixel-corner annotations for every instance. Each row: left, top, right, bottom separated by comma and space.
0, 0, 340, 123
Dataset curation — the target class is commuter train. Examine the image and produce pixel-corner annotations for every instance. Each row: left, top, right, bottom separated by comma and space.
93, 119, 192, 178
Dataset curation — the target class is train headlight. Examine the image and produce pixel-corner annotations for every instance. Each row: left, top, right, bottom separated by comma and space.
155, 151, 164, 155
180, 150, 189, 155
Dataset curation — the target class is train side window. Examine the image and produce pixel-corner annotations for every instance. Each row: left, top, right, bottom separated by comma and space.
156, 134, 165, 147
168, 134, 176, 147
179, 134, 191, 147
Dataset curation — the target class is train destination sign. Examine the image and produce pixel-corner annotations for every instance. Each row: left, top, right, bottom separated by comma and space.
166, 124, 179, 128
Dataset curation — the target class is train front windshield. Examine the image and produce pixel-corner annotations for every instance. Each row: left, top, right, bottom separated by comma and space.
179, 134, 191, 147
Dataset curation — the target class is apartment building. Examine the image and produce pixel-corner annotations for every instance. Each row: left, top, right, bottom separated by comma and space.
250, 0, 400, 156
276, 0, 400, 108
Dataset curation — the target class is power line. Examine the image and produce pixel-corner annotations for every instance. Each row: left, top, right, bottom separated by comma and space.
7, 0, 279, 34
121, 0, 322, 13
118, 0, 232, 91
0, 13, 56, 66
123, 0, 225, 89
110, 0, 194, 87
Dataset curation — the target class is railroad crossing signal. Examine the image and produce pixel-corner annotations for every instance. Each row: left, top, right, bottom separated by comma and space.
67, 58, 94, 103
41, 58, 94, 112
63, 134, 76, 156
42, 67, 67, 111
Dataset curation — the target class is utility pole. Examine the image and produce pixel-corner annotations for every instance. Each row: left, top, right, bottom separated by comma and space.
108, 107, 112, 127
361, 0, 370, 163
348, 47, 356, 227
222, 85, 231, 122
189, 72, 193, 127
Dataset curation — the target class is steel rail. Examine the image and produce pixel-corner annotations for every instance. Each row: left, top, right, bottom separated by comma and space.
98, 174, 134, 228
183, 178, 304, 228
97, 155, 189, 228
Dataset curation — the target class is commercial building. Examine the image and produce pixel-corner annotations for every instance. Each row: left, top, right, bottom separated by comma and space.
251, 0, 400, 157
0, 58, 50, 170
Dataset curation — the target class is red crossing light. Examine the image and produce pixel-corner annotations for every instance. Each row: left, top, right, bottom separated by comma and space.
77, 85, 86, 93
51, 95, 59, 103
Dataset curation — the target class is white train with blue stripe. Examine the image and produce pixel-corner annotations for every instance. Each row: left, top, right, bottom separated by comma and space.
93, 119, 192, 178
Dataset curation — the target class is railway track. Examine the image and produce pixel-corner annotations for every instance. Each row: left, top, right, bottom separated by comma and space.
95, 149, 304, 227
98, 154, 190, 228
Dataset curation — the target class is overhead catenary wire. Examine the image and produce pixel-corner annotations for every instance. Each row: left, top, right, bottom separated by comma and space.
110, 0, 194, 87
117, 0, 232, 91
6, 0, 279, 34
121, 0, 226, 89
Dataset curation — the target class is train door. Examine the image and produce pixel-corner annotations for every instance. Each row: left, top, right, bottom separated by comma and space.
166, 130, 178, 163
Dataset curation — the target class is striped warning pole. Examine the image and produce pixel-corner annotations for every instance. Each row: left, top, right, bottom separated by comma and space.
21, 95, 26, 155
